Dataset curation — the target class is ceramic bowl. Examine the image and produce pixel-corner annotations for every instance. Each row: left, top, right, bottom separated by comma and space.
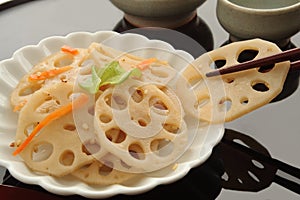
110, 0, 207, 27
216, 0, 300, 47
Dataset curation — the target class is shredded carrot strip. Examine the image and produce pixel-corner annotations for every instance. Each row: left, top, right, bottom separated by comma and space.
135, 58, 158, 70
28, 66, 73, 81
99, 84, 111, 91
12, 93, 89, 156
13, 100, 27, 112
61, 45, 79, 55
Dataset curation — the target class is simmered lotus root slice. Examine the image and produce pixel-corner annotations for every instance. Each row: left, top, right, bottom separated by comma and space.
181, 39, 290, 122
72, 159, 136, 185
82, 42, 140, 75
15, 83, 98, 176
78, 43, 122, 76
94, 79, 188, 172
10, 48, 87, 111
86, 42, 124, 64
83, 42, 169, 72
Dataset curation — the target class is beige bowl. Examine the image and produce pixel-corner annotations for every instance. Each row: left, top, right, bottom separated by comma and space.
217, 0, 300, 47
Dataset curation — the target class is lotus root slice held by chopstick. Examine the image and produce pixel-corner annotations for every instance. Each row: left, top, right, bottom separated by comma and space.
181, 39, 290, 122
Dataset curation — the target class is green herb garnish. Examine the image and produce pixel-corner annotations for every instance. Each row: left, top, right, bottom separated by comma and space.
79, 61, 141, 94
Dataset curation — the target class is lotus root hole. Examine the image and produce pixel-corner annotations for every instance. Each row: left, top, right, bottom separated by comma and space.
237, 49, 259, 63
99, 114, 112, 123
222, 172, 229, 181
248, 170, 260, 182
258, 63, 275, 73
36, 98, 61, 113
252, 159, 265, 169
189, 75, 203, 87
157, 85, 168, 93
19, 84, 42, 96
130, 87, 144, 103
120, 160, 132, 169
210, 59, 226, 69
67, 92, 78, 101
233, 138, 250, 148
111, 94, 127, 110
82, 140, 101, 155
150, 97, 168, 111
24, 122, 39, 136
138, 119, 148, 127
105, 94, 112, 106
88, 105, 95, 116
31, 142, 53, 162
224, 77, 235, 84
79, 59, 93, 75
78, 164, 91, 178
151, 139, 174, 157
63, 123, 76, 131
59, 150, 75, 166
163, 123, 180, 134
251, 81, 269, 92
194, 96, 209, 109
54, 54, 74, 67
105, 128, 126, 143
79, 164, 92, 178
128, 143, 145, 160
240, 97, 249, 105
219, 97, 232, 111
99, 161, 113, 176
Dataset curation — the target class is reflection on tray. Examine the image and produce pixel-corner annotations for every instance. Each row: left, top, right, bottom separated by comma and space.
218, 129, 300, 195
113, 15, 214, 55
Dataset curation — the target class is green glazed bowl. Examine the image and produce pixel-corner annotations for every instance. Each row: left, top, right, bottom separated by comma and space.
217, 0, 300, 47
110, 0, 207, 27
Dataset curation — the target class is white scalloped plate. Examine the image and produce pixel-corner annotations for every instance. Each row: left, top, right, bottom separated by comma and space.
0, 31, 224, 199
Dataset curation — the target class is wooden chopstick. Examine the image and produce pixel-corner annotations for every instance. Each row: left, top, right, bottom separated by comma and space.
206, 47, 300, 77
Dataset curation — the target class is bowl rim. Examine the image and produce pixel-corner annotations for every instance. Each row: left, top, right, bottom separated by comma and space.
219, 0, 300, 14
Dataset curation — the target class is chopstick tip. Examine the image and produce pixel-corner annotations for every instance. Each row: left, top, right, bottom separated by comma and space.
206, 71, 218, 77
